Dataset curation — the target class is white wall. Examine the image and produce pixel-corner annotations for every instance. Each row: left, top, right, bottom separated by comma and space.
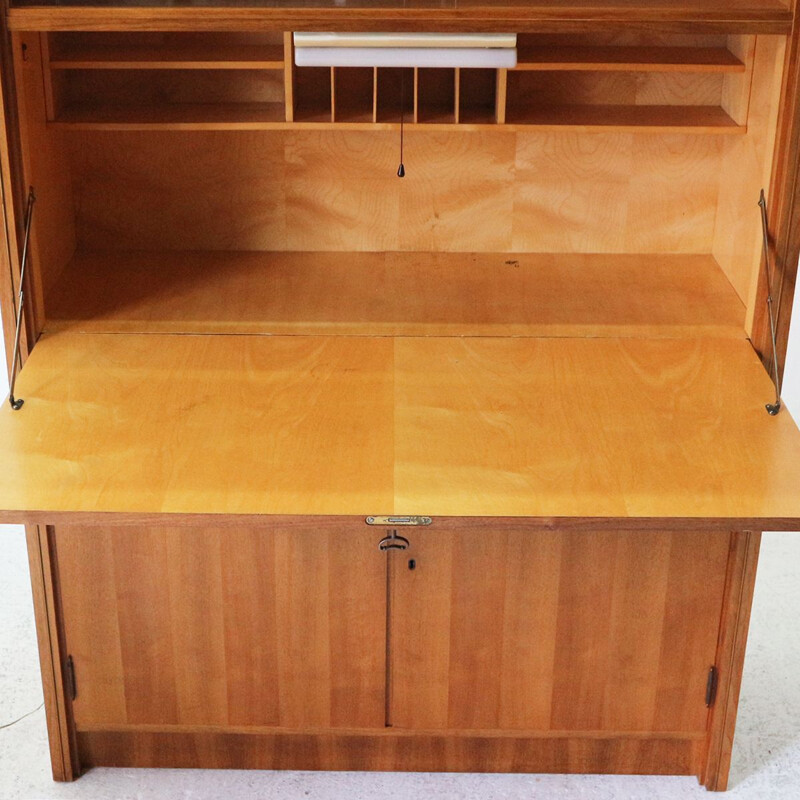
783, 277, 800, 414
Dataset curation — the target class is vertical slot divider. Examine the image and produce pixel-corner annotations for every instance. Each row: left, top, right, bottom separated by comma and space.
722, 35, 755, 126
413, 67, 419, 123
372, 66, 378, 123
495, 68, 507, 125
330, 66, 336, 122
283, 31, 295, 122
39, 33, 59, 122
454, 67, 461, 124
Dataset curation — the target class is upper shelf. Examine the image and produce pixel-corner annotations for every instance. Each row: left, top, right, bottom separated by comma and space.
7, 0, 794, 35
514, 45, 745, 72
48, 43, 286, 70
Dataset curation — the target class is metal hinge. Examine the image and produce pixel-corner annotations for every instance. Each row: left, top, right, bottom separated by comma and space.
8, 187, 36, 411
64, 655, 77, 702
705, 665, 718, 708
366, 516, 432, 526
758, 189, 783, 415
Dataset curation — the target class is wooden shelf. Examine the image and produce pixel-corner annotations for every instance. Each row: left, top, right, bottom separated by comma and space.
48, 44, 285, 70
49, 105, 745, 133
514, 46, 745, 72
52, 102, 287, 128
45, 251, 745, 338
2, 332, 800, 523
505, 104, 743, 133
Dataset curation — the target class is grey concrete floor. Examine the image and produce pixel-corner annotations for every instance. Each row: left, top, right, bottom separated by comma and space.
2, 523, 800, 799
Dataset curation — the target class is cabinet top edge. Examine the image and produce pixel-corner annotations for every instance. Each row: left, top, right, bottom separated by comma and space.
7, 3, 793, 34
3, 511, 795, 532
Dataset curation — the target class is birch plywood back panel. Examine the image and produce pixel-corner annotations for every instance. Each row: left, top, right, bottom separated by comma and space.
66, 128, 723, 254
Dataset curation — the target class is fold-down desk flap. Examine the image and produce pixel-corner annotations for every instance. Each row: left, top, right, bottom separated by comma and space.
1, 331, 799, 525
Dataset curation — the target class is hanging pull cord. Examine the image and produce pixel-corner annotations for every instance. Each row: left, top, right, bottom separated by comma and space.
9, 187, 36, 411
397, 69, 405, 178
758, 189, 782, 416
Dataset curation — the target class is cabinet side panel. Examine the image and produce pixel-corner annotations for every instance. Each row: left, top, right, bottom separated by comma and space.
13, 32, 77, 333
713, 35, 785, 331
25, 525, 77, 781
702, 531, 761, 791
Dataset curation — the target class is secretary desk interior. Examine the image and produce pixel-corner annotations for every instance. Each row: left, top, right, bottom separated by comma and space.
1, 0, 800, 792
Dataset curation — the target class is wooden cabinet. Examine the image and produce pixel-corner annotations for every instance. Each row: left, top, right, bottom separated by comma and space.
1, 0, 800, 791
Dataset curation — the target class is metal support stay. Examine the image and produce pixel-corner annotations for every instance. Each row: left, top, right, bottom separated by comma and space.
8, 187, 36, 411
758, 189, 782, 416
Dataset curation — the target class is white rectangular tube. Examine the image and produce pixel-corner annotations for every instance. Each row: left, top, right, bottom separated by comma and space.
293, 33, 517, 49
294, 46, 517, 69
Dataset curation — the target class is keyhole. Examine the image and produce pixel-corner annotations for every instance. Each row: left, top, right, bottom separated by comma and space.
408, 559, 416, 570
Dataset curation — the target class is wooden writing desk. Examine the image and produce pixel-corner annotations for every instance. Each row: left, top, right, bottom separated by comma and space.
1, 2, 800, 790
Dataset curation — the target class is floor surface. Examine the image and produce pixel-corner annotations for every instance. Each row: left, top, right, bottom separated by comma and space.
1, 523, 799, 800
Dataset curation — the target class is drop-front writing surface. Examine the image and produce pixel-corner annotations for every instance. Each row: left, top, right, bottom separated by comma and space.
1, 331, 799, 522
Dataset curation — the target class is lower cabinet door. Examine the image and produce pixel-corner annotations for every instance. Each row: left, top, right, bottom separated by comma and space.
389, 527, 731, 734
55, 524, 387, 729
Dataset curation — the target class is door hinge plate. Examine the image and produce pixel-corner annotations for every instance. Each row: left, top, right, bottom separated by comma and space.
705, 665, 718, 708
65, 655, 77, 702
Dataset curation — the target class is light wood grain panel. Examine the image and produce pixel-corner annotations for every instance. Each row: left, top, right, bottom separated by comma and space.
513, 132, 632, 252
713, 35, 785, 325
1, 334, 800, 521
391, 527, 729, 733
54, 524, 387, 729
0, 333, 394, 517
515, 44, 744, 71
61, 126, 726, 254
721, 35, 756, 125
626, 135, 722, 252
392, 336, 800, 520
68, 131, 287, 251
508, 71, 723, 108
47, 31, 286, 67
513, 130, 722, 252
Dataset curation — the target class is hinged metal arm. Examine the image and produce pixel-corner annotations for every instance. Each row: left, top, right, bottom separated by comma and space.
8, 187, 36, 411
758, 189, 782, 416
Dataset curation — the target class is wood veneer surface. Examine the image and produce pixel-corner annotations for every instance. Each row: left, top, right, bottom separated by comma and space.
0, 332, 799, 521
45, 251, 745, 338
7, 1, 794, 37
